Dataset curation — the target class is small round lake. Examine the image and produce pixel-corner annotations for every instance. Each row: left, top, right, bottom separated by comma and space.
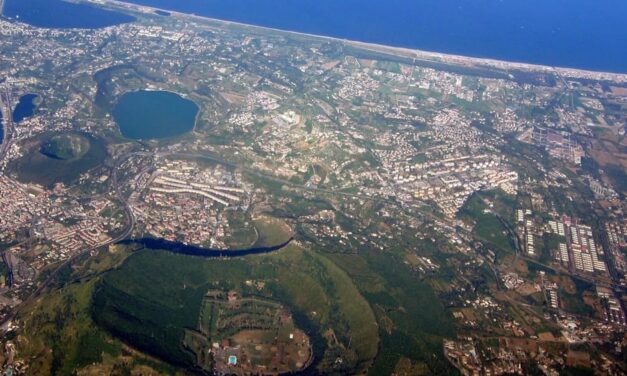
112, 90, 199, 140
12, 94, 38, 123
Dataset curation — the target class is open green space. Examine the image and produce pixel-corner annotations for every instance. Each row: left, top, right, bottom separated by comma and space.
459, 193, 516, 258
92, 244, 378, 373
222, 211, 258, 248
199, 294, 283, 339
14, 277, 176, 376
327, 251, 457, 375
251, 215, 293, 247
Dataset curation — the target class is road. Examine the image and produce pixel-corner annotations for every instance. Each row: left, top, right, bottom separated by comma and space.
168, 151, 388, 204
110, 151, 138, 239
0, 90, 14, 162
0, 151, 137, 329
2, 146, 619, 330
167, 151, 487, 232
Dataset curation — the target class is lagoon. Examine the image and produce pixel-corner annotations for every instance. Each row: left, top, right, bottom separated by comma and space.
112, 90, 199, 140
3, 0, 135, 29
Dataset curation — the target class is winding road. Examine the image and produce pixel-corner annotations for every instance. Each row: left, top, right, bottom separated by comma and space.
0, 150, 137, 329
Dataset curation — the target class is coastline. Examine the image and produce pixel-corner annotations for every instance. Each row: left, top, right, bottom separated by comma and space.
93, 0, 627, 83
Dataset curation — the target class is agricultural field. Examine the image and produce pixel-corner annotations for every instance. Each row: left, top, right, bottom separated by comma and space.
459, 192, 517, 258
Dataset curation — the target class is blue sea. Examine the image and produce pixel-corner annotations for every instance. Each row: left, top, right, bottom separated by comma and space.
3, 0, 626, 73
3, 0, 135, 29
121, 0, 627, 73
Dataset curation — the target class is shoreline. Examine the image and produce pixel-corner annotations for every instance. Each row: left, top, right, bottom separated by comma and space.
94, 0, 627, 83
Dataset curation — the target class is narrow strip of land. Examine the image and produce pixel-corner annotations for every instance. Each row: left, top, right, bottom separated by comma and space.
94, 0, 627, 82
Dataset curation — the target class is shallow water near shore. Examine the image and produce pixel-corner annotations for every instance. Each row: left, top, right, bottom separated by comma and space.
120, 0, 627, 73
3, 0, 135, 29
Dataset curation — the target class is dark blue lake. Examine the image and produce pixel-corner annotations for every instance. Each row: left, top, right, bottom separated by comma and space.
119, 237, 293, 258
12, 94, 38, 123
120, 0, 627, 73
112, 90, 199, 140
3, 0, 135, 29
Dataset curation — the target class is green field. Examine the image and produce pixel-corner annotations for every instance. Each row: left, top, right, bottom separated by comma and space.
252, 215, 293, 247
222, 210, 258, 248
15, 277, 177, 376
459, 193, 516, 257
92, 244, 379, 373
328, 251, 457, 375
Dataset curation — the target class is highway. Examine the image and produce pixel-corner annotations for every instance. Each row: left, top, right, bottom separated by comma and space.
0, 151, 137, 329
0, 90, 14, 162
2, 146, 623, 330
168, 151, 394, 205
0, 217, 135, 330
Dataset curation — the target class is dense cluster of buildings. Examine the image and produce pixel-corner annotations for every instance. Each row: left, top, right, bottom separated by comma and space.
0, 177, 121, 322
547, 217, 608, 274
0, 176, 49, 243
131, 160, 251, 247
523, 128, 585, 165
